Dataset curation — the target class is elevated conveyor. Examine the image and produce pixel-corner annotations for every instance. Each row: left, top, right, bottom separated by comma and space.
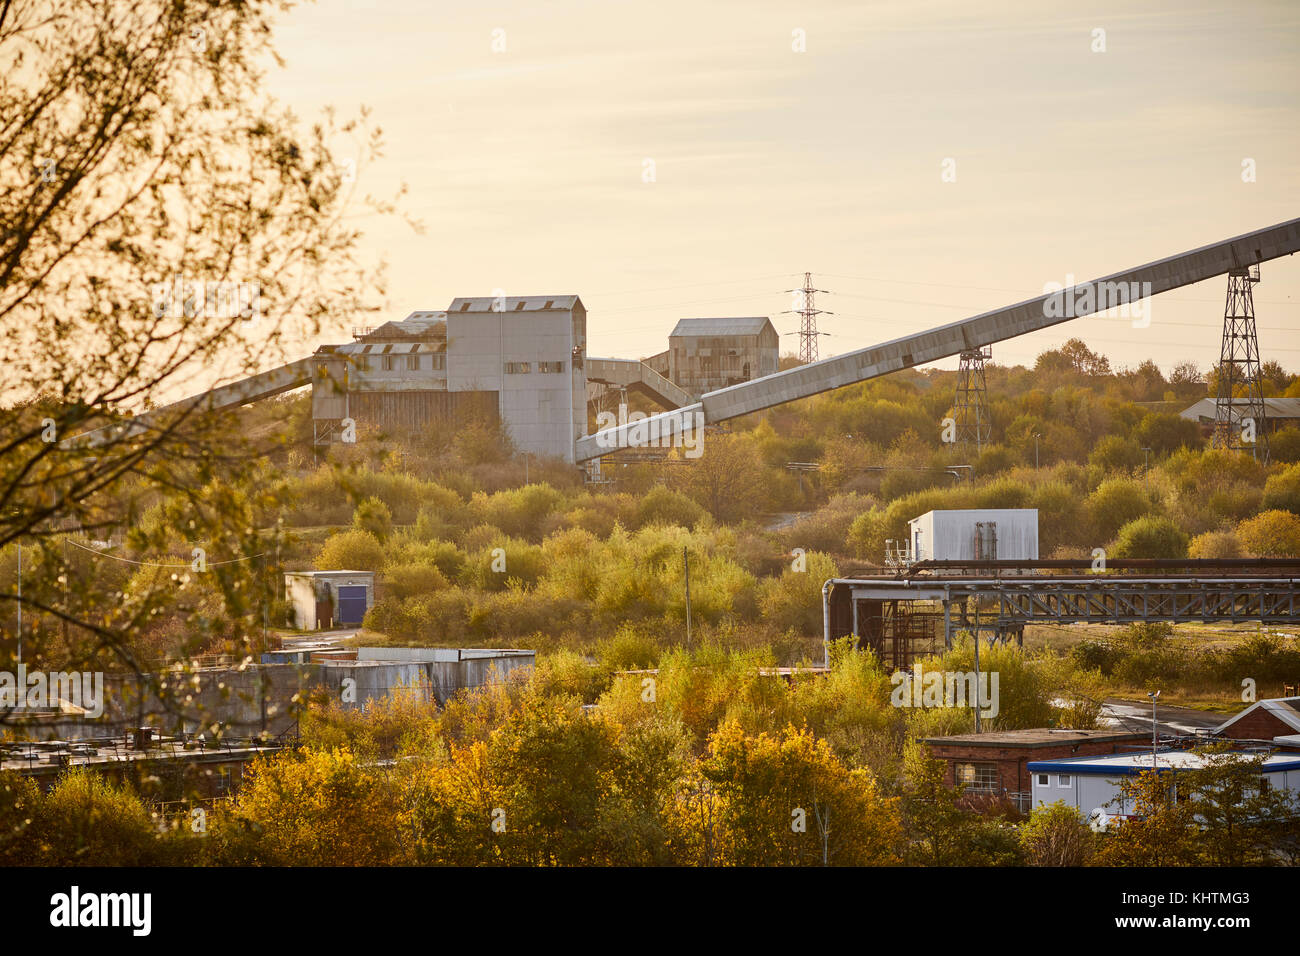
585, 357, 693, 410
576, 217, 1300, 462
70, 356, 319, 447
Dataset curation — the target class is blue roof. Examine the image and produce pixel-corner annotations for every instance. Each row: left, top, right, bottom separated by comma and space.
1027, 749, 1300, 776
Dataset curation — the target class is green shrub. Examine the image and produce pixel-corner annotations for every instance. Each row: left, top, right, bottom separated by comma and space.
1085, 478, 1151, 544
1237, 509, 1300, 557
1112, 515, 1189, 559
353, 496, 393, 542
316, 529, 387, 571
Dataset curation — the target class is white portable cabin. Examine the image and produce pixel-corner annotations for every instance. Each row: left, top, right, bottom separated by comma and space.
906, 509, 1038, 563
1027, 750, 1300, 823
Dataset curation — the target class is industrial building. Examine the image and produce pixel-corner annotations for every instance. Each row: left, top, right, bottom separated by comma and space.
284, 570, 375, 629
1027, 750, 1300, 820
923, 729, 1149, 812
890, 508, 1039, 565
644, 317, 780, 397
92, 217, 1300, 469
1180, 397, 1300, 432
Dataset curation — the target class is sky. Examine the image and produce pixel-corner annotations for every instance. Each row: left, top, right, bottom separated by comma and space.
261, 0, 1300, 376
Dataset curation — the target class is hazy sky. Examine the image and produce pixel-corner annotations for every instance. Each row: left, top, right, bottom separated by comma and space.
264, 0, 1300, 375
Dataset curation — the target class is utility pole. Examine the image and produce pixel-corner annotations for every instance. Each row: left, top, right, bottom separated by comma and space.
1148, 690, 1160, 770
783, 272, 831, 364
15, 542, 21, 666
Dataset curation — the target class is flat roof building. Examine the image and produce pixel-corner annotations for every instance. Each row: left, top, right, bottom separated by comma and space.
1027, 749, 1300, 821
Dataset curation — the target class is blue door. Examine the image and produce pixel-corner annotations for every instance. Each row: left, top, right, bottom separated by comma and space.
336, 586, 368, 625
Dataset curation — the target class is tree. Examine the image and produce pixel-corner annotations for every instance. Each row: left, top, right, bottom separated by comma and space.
352, 496, 394, 542
1188, 530, 1243, 560
674, 433, 768, 523
1133, 413, 1201, 456
1020, 801, 1097, 866
1180, 747, 1300, 866
1085, 478, 1151, 544
1035, 339, 1111, 377
1262, 464, 1300, 515
316, 529, 387, 571
1095, 769, 1200, 866
698, 722, 902, 866
1088, 435, 1145, 474
898, 741, 1012, 866
1112, 515, 1190, 559
210, 748, 405, 865
1, 0, 393, 699
1237, 509, 1300, 557
1168, 361, 1204, 392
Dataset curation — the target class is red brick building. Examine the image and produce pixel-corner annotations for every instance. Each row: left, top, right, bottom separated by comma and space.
1213, 697, 1300, 749
923, 729, 1148, 811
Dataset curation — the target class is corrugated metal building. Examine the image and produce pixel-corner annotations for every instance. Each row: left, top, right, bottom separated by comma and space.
648, 316, 779, 396
906, 509, 1039, 562
311, 296, 588, 462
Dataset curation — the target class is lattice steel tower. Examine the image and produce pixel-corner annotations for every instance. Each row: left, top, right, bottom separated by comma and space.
784, 272, 831, 363
1212, 264, 1268, 462
953, 346, 992, 452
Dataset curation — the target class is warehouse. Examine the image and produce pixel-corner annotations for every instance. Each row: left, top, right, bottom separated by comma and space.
645, 316, 779, 397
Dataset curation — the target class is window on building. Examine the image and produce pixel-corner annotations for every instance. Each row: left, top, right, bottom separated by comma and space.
382, 355, 395, 371
1057, 775, 1072, 787
504, 362, 532, 374
356, 356, 370, 371
955, 762, 998, 791
431, 354, 445, 370
407, 354, 420, 371
1037, 773, 1049, 787
538, 361, 565, 374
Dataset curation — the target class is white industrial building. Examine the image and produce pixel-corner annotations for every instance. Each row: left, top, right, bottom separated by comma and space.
894, 508, 1039, 564
1027, 749, 1300, 822
284, 570, 375, 630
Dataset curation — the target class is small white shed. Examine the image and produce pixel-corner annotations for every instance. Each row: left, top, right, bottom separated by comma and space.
284, 570, 375, 630
906, 509, 1038, 562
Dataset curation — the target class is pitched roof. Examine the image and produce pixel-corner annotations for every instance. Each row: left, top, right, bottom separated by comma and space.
447, 295, 582, 314
669, 316, 773, 338
1179, 397, 1300, 421
1214, 696, 1300, 736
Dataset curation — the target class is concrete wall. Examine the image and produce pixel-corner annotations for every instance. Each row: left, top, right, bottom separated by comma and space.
4, 652, 536, 742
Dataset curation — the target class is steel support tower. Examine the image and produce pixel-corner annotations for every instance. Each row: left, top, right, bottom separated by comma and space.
953, 346, 992, 452
1212, 265, 1268, 462
784, 272, 831, 364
